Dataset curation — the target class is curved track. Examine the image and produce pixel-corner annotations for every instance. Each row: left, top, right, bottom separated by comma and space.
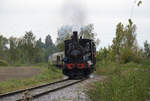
0, 78, 85, 101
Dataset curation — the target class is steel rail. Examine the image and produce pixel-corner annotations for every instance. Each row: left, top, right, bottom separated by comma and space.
0, 79, 69, 100
16, 79, 85, 101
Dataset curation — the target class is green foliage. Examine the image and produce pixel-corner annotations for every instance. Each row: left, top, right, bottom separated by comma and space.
0, 31, 57, 65
137, 0, 142, 7
48, 63, 60, 73
80, 24, 100, 46
56, 25, 72, 45
140, 58, 150, 65
0, 35, 8, 60
88, 72, 150, 101
56, 42, 64, 52
36, 35, 56, 62
87, 62, 150, 101
112, 22, 124, 56
43, 35, 56, 62
0, 64, 63, 93
80, 24, 95, 39
144, 40, 150, 58
96, 47, 109, 62
22, 31, 37, 63
96, 62, 120, 75
36, 38, 45, 48
8, 37, 20, 63
0, 59, 8, 66
103, 19, 140, 64
119, 48, 133, 63
45, 35, 55, 49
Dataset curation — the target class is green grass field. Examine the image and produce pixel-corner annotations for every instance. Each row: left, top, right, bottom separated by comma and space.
0, 63, 63, 94
87, 62, 150, 101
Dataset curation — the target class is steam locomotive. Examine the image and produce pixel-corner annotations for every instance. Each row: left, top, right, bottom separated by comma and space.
56, 31, 96, 79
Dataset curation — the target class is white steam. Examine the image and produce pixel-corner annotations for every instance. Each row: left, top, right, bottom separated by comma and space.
61, 0, 87, 31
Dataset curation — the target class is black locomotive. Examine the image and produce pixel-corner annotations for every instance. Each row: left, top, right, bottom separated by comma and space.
57, 31, 96, 79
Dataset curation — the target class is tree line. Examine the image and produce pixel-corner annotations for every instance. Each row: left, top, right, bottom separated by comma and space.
0, 20, 149, 65
0, 24, 99, 65
0, 31, 56, 65
97, 19, 150, 64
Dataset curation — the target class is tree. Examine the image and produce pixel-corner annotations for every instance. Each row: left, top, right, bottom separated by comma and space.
124, 19, 137, 49
112, 23, 124, 56
56, 42, 64, 52
36, 38, 44, 48
44, 34, 56, 62
56, 25, 72, 51
22, 31, 37, 63
137, 0, 142, 7
0, 32, 58, 64
80, 24, 94, 39
35, 38, 45, 62
111, 19, 138, 63
97, 47, 109, 62
56, 25, 72, 44
9, 37, 19, 63
0, 35, 8, 59
80, 24, 100, 46
144, 40, 150, 58
45, 35, 53, 48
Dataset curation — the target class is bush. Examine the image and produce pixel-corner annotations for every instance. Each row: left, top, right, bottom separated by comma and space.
119, 48, 142, 64
87, 71, 150, 101
0, 59, 8, 66
141, 58, 150, 65
119, 48, 133, 64
96, 61, 120, 75
87, 63, 150, 101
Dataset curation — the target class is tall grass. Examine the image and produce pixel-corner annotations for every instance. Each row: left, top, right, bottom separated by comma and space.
0, 64, 63, 93
87, 62, 150, 101
0, 59, 8, 66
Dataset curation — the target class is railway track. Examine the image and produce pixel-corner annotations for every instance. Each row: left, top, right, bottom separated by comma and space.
0, 78, 86, 101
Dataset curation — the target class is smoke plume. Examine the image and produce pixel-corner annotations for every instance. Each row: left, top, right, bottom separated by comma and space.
61, 0, 87, 31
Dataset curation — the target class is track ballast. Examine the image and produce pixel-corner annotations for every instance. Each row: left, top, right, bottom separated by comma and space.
0, 78, 86, 101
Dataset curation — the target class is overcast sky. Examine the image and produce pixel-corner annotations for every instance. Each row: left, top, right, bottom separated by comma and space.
0, 0, 150, 48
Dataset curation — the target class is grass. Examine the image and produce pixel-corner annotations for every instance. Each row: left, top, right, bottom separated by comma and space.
0, 63, 63, 94
87, 61, 150, 101
0, 59, 8, 66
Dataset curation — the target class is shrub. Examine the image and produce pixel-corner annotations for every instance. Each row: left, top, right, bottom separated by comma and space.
119, 48, 133, 64
119, 48, 142, 64
96, 61, 120, 75
141, 58, 150, 65
0, 59, 8, 66
87, 64, 150, 101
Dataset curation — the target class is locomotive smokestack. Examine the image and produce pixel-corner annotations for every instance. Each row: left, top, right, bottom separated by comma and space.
73, 31, 78, 42
72, 31, 79, 48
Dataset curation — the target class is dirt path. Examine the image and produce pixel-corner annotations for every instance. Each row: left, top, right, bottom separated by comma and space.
0, 67, 41, 81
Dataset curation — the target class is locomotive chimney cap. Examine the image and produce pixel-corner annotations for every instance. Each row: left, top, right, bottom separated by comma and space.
73, 31, 78, 34
72, 31, 78, 43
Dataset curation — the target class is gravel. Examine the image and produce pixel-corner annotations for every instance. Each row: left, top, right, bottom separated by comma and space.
0, 79, 78, 101
34, 75, 106, 101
